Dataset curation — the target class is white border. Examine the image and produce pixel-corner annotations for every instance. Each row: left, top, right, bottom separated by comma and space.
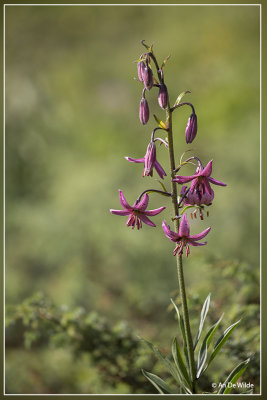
3, 3, 262, 396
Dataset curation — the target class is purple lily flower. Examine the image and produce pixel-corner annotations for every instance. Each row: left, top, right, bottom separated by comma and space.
110, 190, 166, 229
173, 160, 226, 198
162, 214, 211, 257
180, 184, 214, 206
125, 141, 167, 179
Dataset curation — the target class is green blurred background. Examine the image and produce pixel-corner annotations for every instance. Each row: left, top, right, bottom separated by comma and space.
5, 5, 260, 394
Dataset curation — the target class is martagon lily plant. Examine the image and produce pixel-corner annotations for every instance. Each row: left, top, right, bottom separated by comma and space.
110, 41, 251, 395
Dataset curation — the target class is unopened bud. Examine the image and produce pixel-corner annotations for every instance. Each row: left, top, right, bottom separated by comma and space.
158, 84, 168, 109
142, 64, 154, 90
143, 141, 156, 177
137, 61, 145, 82
185, 113, 197, 144
139, 98, 149, 125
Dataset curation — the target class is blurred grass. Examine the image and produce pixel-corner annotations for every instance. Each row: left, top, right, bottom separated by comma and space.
5, 5, 260, 394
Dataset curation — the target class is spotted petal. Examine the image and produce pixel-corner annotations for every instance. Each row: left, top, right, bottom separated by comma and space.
145, 206, 166, 216
154, 160, 167, 179
208, 177, 227, 186
201, 160, 213, 177
125, 156, 145, 164
173, 174, 198, 184
162, 220, 179, 242
134, 193, 149, 211
189, 227, 211, 241
138, 214, 156, 227
119, 190, 132, 210
178, 214, 190, 237
110, 209, 131, 216
187, 240, 207, 247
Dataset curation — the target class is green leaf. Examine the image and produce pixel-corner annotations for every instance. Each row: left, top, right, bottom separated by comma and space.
208, 320, 241, 366
194, 293, 211, 350
196, 340, 207, 379
206, 314, 224, 348
141, 338, 181, 386
219, 358, 250, 394
174, 90, 191, 106
155, 179, 168, 193
161, 54, 171, 70
142, 369, 175, 394
197, 314, 224, 378
180, 205, 196, 215
172, 338, 191, 390
196, 315, 223, 379
170, 299, 188, 363
153, 114, 168, 130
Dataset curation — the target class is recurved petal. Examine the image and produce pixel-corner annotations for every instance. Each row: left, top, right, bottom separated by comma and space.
125, 156, 145, 164
178, 214, 190, 237
162, 220, 179, 242
134, 193, 149, 211
173, 174, 198, 184
110, 209, 131, 216
208, 177, 227, 186
138, 214, 156, 227
119, 190, 132, 210
187, 239, 207, 247
189, 227, 211, 241
145, 206, 166, 216
154, 160, 167, 179
202, 179, 214, 196
201, 160, 213, 177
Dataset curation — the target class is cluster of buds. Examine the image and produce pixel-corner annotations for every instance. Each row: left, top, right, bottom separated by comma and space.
137, 51, 169, 126
110, 42, 226, 258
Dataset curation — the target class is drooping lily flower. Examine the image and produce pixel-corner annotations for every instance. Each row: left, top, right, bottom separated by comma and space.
162, 214, 211, 257
110, 190, 165, 229
173, 160, 226, 198
125, 141, 167, 179
180, 184, 214, 206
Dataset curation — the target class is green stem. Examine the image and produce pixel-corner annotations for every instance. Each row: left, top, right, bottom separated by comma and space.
166, 104, 197, 394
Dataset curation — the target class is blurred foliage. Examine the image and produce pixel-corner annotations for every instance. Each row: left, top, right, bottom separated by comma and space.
5, 5, 260, 394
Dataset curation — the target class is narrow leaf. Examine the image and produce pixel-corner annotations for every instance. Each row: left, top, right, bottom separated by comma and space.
219, 358, 250, 394
194, 293, 211, 350
153, 114, 168, 130
170, 299, 186, 345
155, 179, 167, 193
208, 320, 241, 366
170, 299, 189, 363
161, 54, 171, 70
142, 369, 175, 394
196, 340, 207, 379
180, 205, 196, 215
141, 338, 181, 386
197, 314, 224, 377
172, 338, 191, 389
174, 90, 191, 107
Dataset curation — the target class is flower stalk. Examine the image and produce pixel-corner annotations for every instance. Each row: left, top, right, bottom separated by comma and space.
165, 103, 198, 393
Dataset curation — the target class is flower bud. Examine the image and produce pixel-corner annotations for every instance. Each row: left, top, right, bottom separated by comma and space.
139, 98, 149, 125
158, 83, 168, 109
137, 61, 145, 82
142, 64, 154, 90
185, 113, 197, 144
143, 141, 156, 177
